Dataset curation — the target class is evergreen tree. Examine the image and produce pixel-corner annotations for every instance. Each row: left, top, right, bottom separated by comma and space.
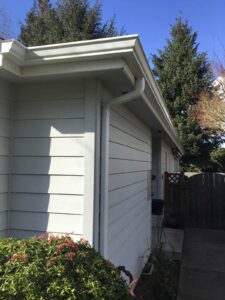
20, 0, 59, 46
19, 0, 121, 46
152, 17, 221, 170
0, 6, 11, 38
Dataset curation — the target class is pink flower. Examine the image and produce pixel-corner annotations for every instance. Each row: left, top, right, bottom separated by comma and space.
66, 252, 76, 262
10, 253, 28, 261
48, 234, 60, 243
56, 239, 79, 253
46, 261, 53, 268
79, 238, 90, 245
37, 232, 49, 240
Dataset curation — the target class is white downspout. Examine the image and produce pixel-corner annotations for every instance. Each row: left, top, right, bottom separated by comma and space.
100, 77, 145, 258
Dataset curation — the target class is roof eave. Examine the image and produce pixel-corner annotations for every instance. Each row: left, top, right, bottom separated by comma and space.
0, 35, 183, 154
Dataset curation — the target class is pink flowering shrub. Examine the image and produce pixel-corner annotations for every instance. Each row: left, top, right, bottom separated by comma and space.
0, 235, 132, 299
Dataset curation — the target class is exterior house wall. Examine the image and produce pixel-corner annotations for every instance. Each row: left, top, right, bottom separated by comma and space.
160, 140, 178, 199
0, 36, 183, 284
0, 80, 12, 237
152, 140, 180, 230
9, 79, 95, 240
152, 140, 178, 201
151, 139, 161, 199
107, 103, 152, 277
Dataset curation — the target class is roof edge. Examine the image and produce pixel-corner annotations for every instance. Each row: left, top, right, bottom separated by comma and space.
0, 35, 183, 154
133, 38, 183, 154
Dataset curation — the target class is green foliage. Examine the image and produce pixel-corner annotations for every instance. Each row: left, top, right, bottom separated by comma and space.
19, 0, 122, 46
0, 6, 11, 38
19, 0, 59, 46
152, 17, 221, 170
149, 248, 180, 300
0, 235, 132, 300
210, 148, 225, 172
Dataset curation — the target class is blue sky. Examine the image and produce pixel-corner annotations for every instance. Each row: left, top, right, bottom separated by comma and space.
1, 0, 225, 63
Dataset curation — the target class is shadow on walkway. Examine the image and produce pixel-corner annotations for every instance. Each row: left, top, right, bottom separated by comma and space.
177, 228, 225, 300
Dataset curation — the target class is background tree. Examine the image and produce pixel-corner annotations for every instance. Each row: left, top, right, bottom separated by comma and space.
191, 65, 225, 172
152, 17, 221, 170
19, 0, 122, 46
0, 6, 11, 39
210, 148, 225, 172
19, 0, 59, 46
191, 91, 225, 133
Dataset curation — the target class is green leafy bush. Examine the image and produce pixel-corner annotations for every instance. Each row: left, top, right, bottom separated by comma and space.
0, 235, 132, 300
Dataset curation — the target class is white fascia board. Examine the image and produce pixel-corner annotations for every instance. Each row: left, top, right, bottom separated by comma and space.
0, 54, 21, 76
26, 35, 138, 65
0, 35, 137, 68
0, 39, 26, 65
0, 36, 137, 83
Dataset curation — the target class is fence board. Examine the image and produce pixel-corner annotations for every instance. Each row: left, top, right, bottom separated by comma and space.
164, 172, 225, 230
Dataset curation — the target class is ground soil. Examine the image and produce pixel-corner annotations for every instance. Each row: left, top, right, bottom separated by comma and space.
135, 260, 180, 300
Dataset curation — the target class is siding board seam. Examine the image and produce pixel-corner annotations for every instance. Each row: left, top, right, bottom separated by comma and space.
12, 174, 84, 177
10, 210, 83, 216
12, 155, 85, 158
110, 124, 151, 146
108, 178, 147, 192
109, 196, 146, 226
109, 141, 150, 154
15, 98, 84, 103
13, 134, 85, 140
110, 140, 151, 154
109, 213, 148, 259
11, 192, 84, 196
109, 170, 151, 175
111, 108, 150, 136
109, 187, 148, 208
9, 228, 83, 235
109, 157, 151, 162
14, 117, 85, 121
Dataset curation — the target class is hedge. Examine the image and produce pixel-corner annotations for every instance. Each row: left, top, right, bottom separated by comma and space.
0, 235, 133, 300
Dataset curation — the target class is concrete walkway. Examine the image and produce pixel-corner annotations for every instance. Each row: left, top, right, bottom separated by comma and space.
177, 228, 225, 300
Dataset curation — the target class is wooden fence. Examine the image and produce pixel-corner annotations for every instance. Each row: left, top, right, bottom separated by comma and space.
164, 172, 225, 230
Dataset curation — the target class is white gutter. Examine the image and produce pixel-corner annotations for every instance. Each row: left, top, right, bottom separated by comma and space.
100, 77, 145, 258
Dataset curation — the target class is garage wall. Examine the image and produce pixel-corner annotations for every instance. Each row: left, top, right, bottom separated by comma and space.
0, 80, 12, 237
10, 79, 89, 240
108, 104, 152, 277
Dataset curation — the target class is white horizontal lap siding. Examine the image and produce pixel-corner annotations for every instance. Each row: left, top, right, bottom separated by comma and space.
10, 80, 86, 239
0, 80, 12, 237
108, 105, 152, 278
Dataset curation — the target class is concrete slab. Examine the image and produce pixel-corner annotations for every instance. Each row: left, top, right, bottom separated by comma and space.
152, 226, 184, 260
182, 245, 225, 272
177, 228, 225, 300
184, 228, 225, 248
177, 267, 225, 300
162, 228, 184, 254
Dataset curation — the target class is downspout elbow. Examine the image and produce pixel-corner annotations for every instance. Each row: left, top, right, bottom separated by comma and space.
104, 77, 145, 112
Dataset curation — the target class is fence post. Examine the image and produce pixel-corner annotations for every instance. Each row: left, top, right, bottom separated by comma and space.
164, 172, 169, 225
179, 172, 185, 228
